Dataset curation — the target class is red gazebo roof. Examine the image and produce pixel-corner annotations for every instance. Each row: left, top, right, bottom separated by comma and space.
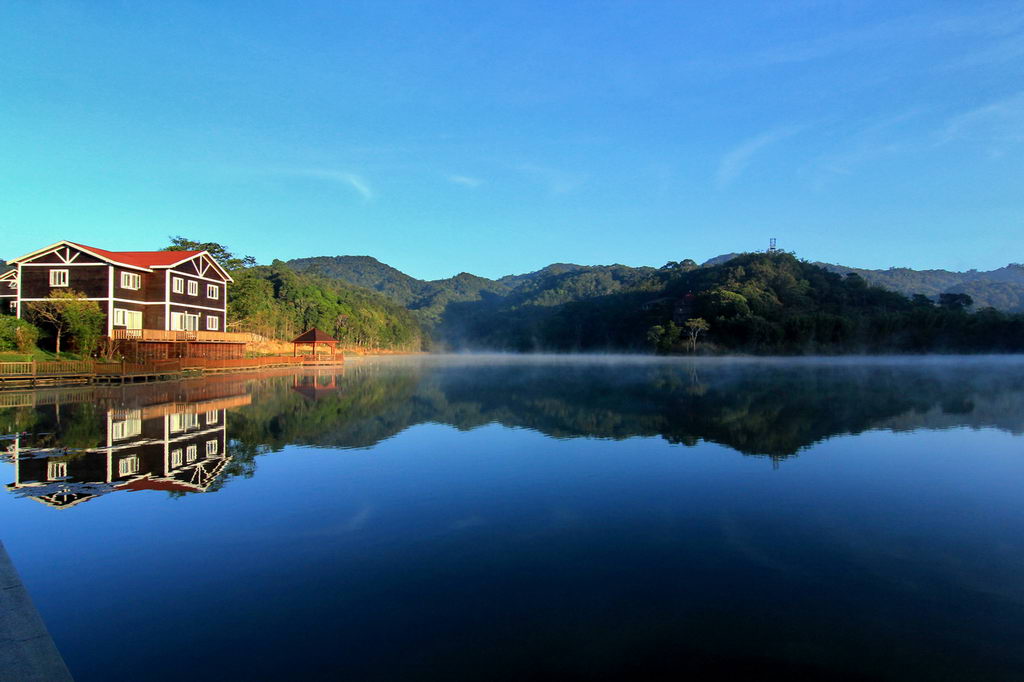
292, 328, 338, 344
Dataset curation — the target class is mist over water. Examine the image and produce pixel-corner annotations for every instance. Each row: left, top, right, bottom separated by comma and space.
2, 355, 1024, 680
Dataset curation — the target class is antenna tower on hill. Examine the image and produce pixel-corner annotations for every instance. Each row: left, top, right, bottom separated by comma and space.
768, 237, 778, 253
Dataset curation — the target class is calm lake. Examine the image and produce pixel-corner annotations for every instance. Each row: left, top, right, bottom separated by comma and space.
2, 355, 1024, 681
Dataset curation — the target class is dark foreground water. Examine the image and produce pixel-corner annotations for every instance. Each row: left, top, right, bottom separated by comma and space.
2, 355, 1024, 681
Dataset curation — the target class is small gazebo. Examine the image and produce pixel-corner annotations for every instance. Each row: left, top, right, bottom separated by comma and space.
292, 328, 339, 360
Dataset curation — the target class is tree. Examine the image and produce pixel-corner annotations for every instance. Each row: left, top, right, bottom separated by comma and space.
684, 317, 710, 353
939, 292, 973, 310
26, 290, 104, 357
164, 236, 256, 271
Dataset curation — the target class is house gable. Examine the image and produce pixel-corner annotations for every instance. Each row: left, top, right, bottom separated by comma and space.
12, 242, 108, 267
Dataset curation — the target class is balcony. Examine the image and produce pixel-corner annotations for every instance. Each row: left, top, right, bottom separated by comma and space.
110, 329, 254, 343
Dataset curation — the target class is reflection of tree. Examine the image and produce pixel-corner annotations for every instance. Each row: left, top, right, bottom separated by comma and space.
1, 403, 104, 451
222, 362, 1024, 467
9, 362, 1024, 497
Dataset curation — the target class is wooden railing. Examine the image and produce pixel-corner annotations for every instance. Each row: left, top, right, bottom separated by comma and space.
0, 361, 93, 377
110, 329, 255, 343
0, 355, 310, 384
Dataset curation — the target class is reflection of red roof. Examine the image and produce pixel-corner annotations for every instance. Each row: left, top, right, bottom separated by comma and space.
119, 478, 196, 494
70, 242, 203, 269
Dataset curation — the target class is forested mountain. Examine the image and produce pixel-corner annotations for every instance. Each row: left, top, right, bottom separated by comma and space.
228, 261, 422, 350
816, 262, 1024, 312
292, 251, 1024, 353
287, 256, 653, 328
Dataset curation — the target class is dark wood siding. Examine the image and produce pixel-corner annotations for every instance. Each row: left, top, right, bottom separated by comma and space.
19, 264, 109, 299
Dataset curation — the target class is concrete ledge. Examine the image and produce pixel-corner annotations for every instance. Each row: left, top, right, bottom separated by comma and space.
0, 541, 73, 681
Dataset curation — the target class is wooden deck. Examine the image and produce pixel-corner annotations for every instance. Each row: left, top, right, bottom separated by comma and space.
0, 355, 331, 389
110, 329, 255, 343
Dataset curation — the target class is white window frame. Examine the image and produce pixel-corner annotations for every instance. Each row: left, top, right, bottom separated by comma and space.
205, 440, 219, 456
50, 269, 68, 287
111, 416, 142, 441
171, 448, 183, 468
205, 410, 219, 424
172, 276, 184, 294
121, 272, 141, 290
113, 308, 143, 329
118, 455, 140, 476
206, 315, 219, 331
169, 413, 200, 433
47, 461, 68, 480
187, 280, 198, 296
206, 284, 219, 299
186, 445, 198, 462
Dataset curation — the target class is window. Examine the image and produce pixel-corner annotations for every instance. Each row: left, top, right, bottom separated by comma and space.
50, 269, 68, 287
187, 280, 198, 296
205, 440, 219, 456
47, 461, 68, 480
8, 301, 15, 313
113, 308, 142, 329
206, 315, 219, 331
121, 272, 141, 290
111, 415, 142, 440
171, 448, 183, 468
186, 445, 198, 462
207, 284, 219, 299
169, 413, 200, 432
170, 313, 198, 331
205, 410, 219, 424
172, 277, 184, 293
118, 455, 140, 476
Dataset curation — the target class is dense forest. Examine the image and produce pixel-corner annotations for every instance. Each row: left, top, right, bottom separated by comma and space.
165, 239, 423, 351
290, 251, 1024, 354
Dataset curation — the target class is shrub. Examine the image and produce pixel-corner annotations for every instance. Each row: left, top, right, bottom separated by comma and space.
0, 317, 40, 352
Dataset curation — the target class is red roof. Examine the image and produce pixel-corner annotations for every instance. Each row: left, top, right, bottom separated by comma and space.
70, 242, 203, 269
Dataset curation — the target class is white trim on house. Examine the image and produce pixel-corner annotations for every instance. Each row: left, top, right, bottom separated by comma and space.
18, 297, 226, 313
11, 241, 152, 272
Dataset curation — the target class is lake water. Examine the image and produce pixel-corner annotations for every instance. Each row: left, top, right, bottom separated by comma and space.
2, 355, 1024, 681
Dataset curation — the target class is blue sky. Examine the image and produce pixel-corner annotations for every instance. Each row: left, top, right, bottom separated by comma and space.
2, 1, 1022, 280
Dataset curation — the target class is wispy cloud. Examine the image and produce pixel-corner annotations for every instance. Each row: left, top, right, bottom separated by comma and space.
716, 126, 802, 188
940, 91, 1024, 152
448, 174, 483, 188
269, 168, 375, 201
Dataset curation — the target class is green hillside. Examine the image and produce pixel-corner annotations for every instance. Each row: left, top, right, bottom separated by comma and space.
228, 261, 423, 350
817, 262, 1024, 313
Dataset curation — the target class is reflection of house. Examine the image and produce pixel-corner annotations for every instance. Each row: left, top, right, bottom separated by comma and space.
4, 391, 250, 509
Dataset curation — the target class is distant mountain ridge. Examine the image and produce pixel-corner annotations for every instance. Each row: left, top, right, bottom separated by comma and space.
814, 262, 1024, 313
289, 254, 1024, 318
287, 256, 654, 327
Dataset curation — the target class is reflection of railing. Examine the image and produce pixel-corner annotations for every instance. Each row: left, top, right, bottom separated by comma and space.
110, 329, 254, 343
94, 359, 186, 375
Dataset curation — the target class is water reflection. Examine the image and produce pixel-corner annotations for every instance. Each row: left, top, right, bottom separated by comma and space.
4, 358, 1024, 508
230, 357, 1024, 458
2, 378, 250, 507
